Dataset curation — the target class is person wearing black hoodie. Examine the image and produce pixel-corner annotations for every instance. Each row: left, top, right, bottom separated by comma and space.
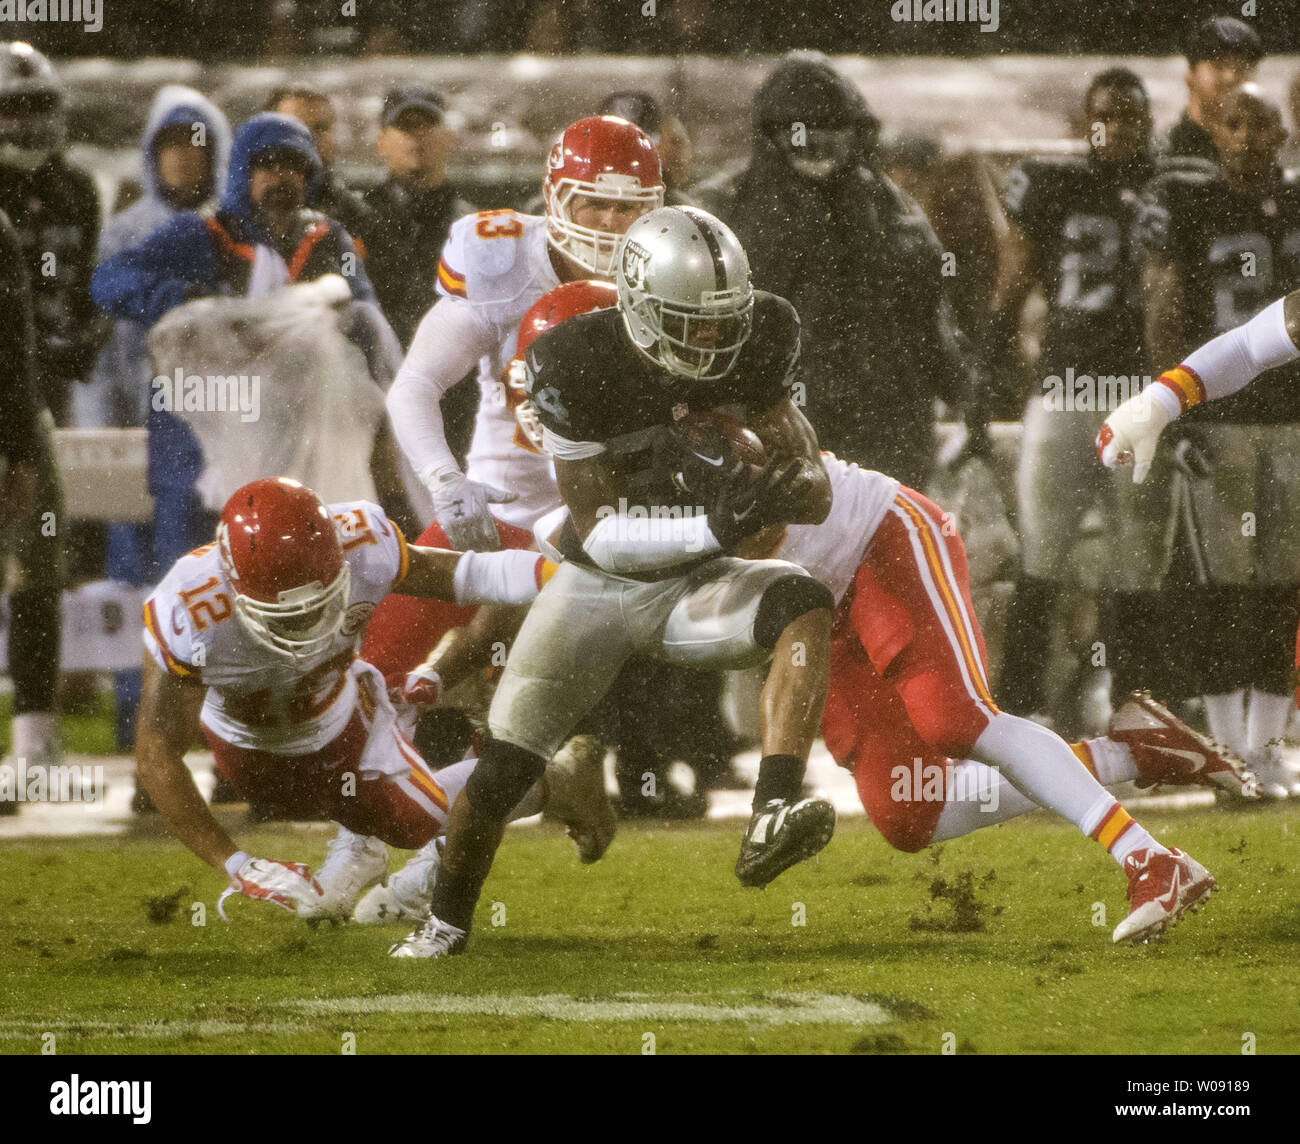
0, 206, 65, 811
696, 51, 982, 490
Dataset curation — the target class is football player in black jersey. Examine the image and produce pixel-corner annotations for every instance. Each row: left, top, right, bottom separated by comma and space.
993, 69, 1178, 730
391, 207, 838, 958
1138, 84, 1300, 797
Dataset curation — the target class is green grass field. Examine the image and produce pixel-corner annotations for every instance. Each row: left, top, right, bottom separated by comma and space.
1, 804, 1296, 1055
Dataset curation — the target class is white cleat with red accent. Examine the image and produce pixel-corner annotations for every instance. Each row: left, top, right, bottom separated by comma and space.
1107, 691, 1255, 796
1112, 847, 1216, 945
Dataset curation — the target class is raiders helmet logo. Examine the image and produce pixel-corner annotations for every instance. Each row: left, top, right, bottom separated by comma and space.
621, 238, 650, 290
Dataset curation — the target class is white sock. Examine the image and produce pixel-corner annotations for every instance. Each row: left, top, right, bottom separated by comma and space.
1203, 690, 1246, 756
1245, 689, 1292, 753
931, 760, 1036, 840
1078, 736, 1138, 786
11, 711, 59, 763
971, 712, 1166, 864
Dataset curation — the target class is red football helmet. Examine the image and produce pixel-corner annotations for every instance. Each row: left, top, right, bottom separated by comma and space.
506, 280, 619, 452
543, 115, 664, 277
217, 477, 350, 661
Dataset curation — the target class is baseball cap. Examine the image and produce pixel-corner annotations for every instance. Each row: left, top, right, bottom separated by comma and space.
1185, 16, 1264, 66
381, 87, 446, 129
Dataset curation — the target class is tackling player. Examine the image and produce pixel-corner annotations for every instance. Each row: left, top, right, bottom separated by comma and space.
390, 207, 839, 958
135, 476, 559, 918
761, 456, 1232, 944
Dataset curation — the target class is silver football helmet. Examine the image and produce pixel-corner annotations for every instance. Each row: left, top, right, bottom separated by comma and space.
616, 206, 754, 382
0, 42, 65, 172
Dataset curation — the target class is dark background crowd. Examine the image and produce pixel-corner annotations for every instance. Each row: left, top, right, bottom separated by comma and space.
4, 5, 1300, 814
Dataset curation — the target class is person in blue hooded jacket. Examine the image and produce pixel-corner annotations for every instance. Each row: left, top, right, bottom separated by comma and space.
91, 111, 376, 574
81, 85, 231, 776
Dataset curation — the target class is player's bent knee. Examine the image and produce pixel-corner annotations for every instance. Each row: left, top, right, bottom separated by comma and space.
753, 574, 834, 650
465, 736, 548, 819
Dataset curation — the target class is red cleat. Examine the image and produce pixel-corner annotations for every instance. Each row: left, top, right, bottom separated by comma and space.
1112, 847, 1215, 945
1107, 691, 1255, 796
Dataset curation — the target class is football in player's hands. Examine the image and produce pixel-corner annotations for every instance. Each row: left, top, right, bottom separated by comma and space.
670, 411, 767, 496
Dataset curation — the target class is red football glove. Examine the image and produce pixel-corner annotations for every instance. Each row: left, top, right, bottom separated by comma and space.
218, 856, 323, 920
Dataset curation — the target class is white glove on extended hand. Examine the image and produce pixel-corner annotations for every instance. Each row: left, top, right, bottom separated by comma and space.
1097, 385, 1178, 484
218, 856, 324, 920
430, 469, 517, 551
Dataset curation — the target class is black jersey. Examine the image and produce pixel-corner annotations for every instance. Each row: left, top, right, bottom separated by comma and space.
1004, 154, 1157, 369
1139, 166, 1300, 423
525, 290, 800, 572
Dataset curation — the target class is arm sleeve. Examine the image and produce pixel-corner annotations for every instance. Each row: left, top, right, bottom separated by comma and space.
90, 214, 213, 327
385, 297, 495, 484
1170, 297, 1300, 407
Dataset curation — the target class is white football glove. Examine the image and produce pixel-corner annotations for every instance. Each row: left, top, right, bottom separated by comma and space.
1097, 387, 1176, 484
401, 664, 443, 709
430, 469, 517, 552
218, 856, 324, 921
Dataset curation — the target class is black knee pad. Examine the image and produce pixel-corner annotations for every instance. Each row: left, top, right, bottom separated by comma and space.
753, 574, 834, 650
465, 737, 547, 819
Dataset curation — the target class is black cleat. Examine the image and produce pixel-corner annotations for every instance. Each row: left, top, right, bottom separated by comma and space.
735, 797, 835, 888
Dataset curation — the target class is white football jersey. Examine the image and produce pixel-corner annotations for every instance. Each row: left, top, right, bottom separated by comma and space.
776, 455, 900, 607
435, 210, 563, 528
143, 500, 409, 755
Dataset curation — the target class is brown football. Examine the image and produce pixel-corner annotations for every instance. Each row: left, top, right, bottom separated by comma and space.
672, 410, 767, 468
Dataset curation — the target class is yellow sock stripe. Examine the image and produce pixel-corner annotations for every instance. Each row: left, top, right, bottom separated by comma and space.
1070, 740, 1098, 777
1092, 803, 1135, 851
1158, 366, 1206, 412
894, 496, 996, 709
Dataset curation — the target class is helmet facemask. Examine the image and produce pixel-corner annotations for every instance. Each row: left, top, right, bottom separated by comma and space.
0, 88, 64, 172
630, 290, 754, 382
545, 172, 663, 277
778, 124, 856, 181
231, 564, 351, 663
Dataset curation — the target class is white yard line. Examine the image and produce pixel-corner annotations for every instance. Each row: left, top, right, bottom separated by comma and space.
285, 991, 894, 1027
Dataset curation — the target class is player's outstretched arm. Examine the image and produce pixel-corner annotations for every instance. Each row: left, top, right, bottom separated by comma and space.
135, 654, 239, 876
1099, 288, 1300, 482
749, 397, 832, 525
398, 545, 551, 607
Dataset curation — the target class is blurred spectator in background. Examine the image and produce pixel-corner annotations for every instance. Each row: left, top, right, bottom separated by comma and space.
0, 206, 66, 808
885, 135, 1004, 409
993, 68, 1172, 729
80, 86, 229, 781
0, 43, 102, 429
265, 84, 374, 256
1282, 69, 1300, 171
697, 50, 981, 489
364, 88, 477, 463
1140, 85, 1300, 797
91, 112, 374, 575
599, 91, 695, 205
1165, 16, 1263, 162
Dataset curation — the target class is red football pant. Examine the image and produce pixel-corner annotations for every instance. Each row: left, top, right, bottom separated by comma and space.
360, 517, 535, 684
821, 487, 1000, 852
205, 709, 453, 849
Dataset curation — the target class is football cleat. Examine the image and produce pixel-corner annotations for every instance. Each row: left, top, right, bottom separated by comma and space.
297, 829, 387, 923
543, 734, 617, 864
388, 915, 468, 959
1240, 742, 1300, 801
735, 796, 836, 888
1112, 847, 1215, 945
353, 837, 443, 925
1107, 691, 1255, 796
